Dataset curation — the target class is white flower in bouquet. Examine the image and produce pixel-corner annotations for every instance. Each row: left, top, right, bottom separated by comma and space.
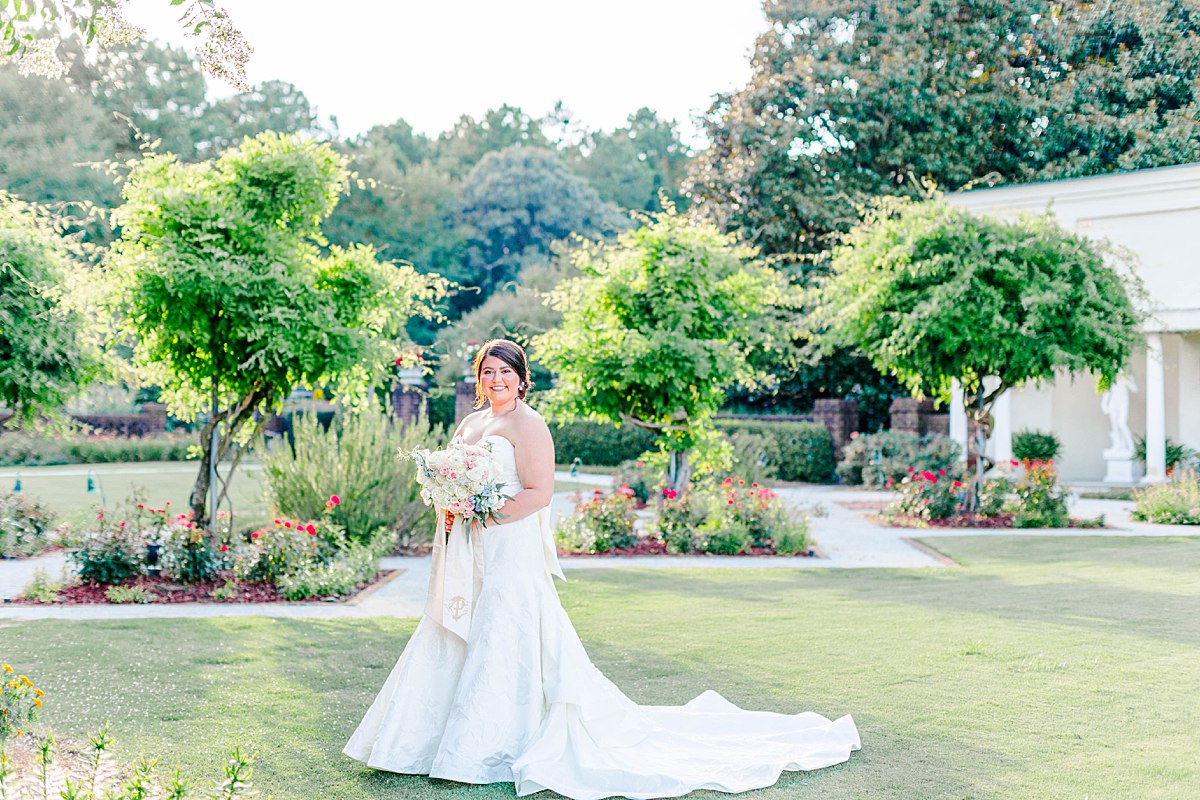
400, 440, 510, 531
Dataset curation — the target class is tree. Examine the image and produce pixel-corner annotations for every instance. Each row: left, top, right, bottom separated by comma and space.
0, 192, 102, 423
435, 105, 551, 178
104, 133, 447, 529
1, 0, 250, 89
0, 66, 121, 215
534, 210, 801, 490
819, 196, 1142, 503
193, 79, 328, 156
457, 146, 625, 312
567, 108, 693, 213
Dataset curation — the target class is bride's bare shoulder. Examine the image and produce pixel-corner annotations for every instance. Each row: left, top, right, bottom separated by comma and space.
512, 404, 552, 441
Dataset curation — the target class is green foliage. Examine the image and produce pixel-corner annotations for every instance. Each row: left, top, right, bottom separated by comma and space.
1012, 430, 1062, 463
722, 430, 779, 485
658, 479, 809, 555
105, 133, 447, 526
715, 419, 835, 483
1013, 461, 1070, 528
1134, 436, 1199, 471
610, 459, 656, 505
0, 491, 56, 556
885, 469, 966, 522
836, 431, 961, 488
261, 405, 444, 545
456, 146, 624, 307
20, 567, 63, 602
535, 209, 802, 479
1131, 470, 1200, 525
823, 197, 1140, 409
274, 537, 381, 601
0, 192, 102, 422
557, 487, 639, 553
104, 584, 156, 604
548, 420, 656, 468
0, 432, 194, 466
689, 0, 1200, 260
70, 514, 144, 584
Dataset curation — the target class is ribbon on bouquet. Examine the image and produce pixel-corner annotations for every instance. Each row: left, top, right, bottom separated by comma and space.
424, 510, 481, 642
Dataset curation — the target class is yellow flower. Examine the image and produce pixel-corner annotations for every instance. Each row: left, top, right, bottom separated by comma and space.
1, 664, 12, 672
33, 698, 42, 708
18, 675, 33, 686
34, 688, 45, 698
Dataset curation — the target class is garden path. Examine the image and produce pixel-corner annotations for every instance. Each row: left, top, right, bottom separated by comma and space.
0, 482, 1187, 621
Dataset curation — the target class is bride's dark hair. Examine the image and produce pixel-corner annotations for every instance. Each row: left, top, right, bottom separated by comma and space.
473, 339, 533, 409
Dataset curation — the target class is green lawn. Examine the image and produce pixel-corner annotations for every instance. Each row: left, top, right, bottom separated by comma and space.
3, 535, 1199, 799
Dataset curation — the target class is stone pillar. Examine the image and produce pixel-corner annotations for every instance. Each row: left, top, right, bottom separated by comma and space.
1143, 333, 1167, 483
985, 377, 1013, 464
949, 379, 969, 464
391, 384, 428, 429
813, 398, 859, 460
455, 378, 478, 425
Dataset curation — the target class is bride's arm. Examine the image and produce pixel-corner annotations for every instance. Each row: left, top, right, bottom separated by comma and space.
488, 421, 555, 526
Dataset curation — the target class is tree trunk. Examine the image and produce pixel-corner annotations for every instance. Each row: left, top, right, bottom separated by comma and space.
667, 448, 692, 493
962, 379, 1006, 512
188, 386, 268, 532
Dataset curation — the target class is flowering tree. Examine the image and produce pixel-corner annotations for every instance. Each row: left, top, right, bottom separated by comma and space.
820, 196, 1141, 506
0, 192, 101, 424
534, 210, 801, 491
105, 133, 447, 529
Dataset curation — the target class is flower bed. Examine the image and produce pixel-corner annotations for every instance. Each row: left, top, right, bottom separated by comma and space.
0, 493, 58, 559
556, 478, 815, 557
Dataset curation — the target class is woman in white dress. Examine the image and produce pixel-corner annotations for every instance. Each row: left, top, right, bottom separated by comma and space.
344, 339, 860, 799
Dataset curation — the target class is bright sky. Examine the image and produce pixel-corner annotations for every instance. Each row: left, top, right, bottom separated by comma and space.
121, 0, 767, 146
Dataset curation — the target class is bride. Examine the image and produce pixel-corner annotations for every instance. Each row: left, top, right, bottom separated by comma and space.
344, 339, 860, 799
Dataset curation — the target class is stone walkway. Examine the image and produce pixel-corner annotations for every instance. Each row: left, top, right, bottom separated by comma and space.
1, 480, 1192, 621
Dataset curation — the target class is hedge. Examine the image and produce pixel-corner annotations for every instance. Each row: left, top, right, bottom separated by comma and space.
715, 419, 836, 483
549, 420, 657, 467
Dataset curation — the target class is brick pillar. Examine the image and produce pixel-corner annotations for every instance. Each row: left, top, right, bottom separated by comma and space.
139, 402, 168, 434
455, 379, 478, 425
813, 398, 860, 460
391, 383, 428, 428
889, 397, 936, 435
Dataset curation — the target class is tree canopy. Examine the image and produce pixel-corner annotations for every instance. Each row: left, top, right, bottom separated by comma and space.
0, 192, 101, 423
105, 133, 446, 526
534, 210, 802, 487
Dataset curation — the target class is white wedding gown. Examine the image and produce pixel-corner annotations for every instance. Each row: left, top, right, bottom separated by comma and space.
344, 435, 860, 799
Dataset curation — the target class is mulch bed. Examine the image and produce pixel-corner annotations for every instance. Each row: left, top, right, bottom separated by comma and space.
558, 539, 821, 558
10, 571, 395, 605
874, 513, 1106, 530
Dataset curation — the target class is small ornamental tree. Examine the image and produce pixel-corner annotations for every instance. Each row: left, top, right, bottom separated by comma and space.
105, 133, 447, 529
0, 192, 101, 424
533, 210, 801, 490
820, 196, 1141, 506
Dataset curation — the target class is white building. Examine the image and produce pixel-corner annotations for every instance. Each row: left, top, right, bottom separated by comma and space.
947, 162, 1200, 484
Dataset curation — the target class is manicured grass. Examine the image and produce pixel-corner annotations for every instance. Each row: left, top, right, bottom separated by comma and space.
3, 535, 1199, 798
0, 461, 269, 528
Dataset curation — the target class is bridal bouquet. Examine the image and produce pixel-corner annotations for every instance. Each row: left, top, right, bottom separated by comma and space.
400, 440, 509, 529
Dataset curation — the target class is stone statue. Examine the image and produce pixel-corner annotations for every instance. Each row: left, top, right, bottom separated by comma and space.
1100, 374, 1136, 457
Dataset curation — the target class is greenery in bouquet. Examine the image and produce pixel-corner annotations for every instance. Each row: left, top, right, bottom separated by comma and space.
0, 492, 57, 558
1131, 469, 1200, 525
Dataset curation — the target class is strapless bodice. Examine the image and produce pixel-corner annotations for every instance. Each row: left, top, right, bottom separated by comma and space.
462, 434, 522, 495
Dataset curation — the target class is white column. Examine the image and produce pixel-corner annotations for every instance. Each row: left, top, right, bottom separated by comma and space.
949, 379, 968, 463
1143, 333, 1167, 483
992, 384, 1013, 464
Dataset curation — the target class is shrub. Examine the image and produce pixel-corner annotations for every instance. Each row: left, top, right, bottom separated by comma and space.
70, 511, 146, 585
0, 433, 71, 466
837, 431, 961, 488
654, 487, 705, 554
68, 498, 214, 585
0, 492, 56, 557
104, 585, 157, 604
64, 432, 195, 463
715, 419, 835, 483
275, 538, 382, 600
262, 406, 443, 545
1131, 470, 1200, 525
236, 516, 343, 585
564, 486, 639, 552
548, 420, 656, 468
1012, 429, 1061, 463
885, 469, 966, 521
1013, 460, 1069, 528
977, 474, 1015, 517
20, 567, 62, 603
705, 478, 807, 550
610, 459, 657, 506
650, 479, 808, 555
723, 430, 780, 485
1134, 436, 1199, 473
697, 518, 753, 555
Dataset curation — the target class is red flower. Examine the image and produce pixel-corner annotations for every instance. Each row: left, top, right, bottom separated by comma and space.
938, 470, 945, 477
636, 461, 645, 467
251, 531, 260, 539
1010, 459, 1020, 467
953, 480, 962, 488
274, 518, 282, 526
329, 494, 341, 506
219, 545, 229, 551
306, 523, 317, 535
922, 471, 936, 481
907, 466, 915, 472
284, 521, 292, 529
727, 499, 734, 505
136, 503, 144, 509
